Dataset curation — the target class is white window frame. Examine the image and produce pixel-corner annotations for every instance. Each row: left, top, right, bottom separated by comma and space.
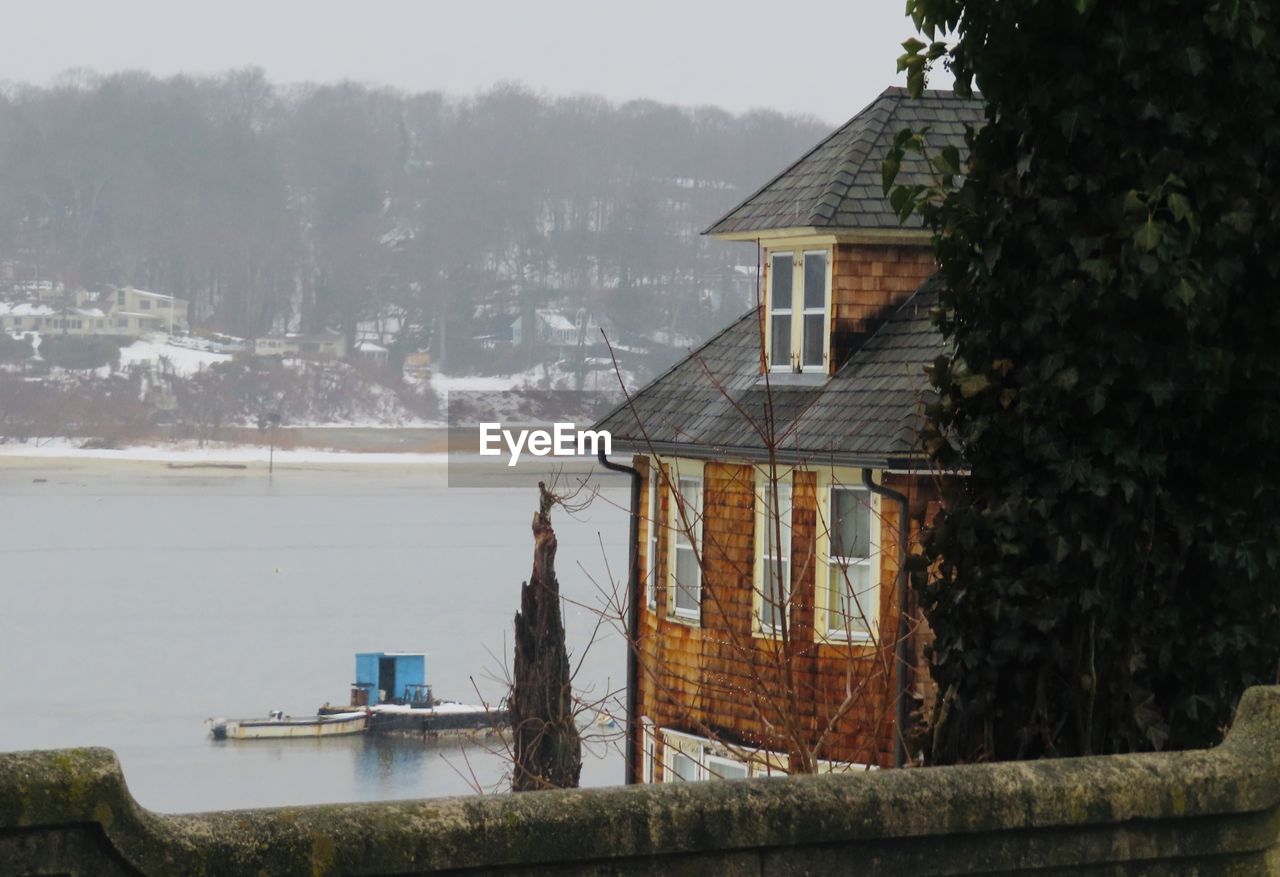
666, 460, 703, 623
767, 251, 795, 371
666, 748, 699, 783
646, 462, 659, 611
817, 480, 880, 643
765, 247, 831, 374
659, 727, 788, 782
641, 716, 656, 784
705, 754, 749, 781
753, 468, 793, 636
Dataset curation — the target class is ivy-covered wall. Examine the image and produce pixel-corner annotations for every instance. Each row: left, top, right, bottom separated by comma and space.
2, 685, 1278, 876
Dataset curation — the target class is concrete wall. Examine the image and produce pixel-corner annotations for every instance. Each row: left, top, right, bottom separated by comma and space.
2, 685, 1278, 876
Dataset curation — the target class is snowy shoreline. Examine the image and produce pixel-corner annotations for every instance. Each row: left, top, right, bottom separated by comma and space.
0, 438, 451, 469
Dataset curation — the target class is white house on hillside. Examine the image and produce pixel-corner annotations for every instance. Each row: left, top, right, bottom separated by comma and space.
511, 308, 610, 348
0, 285, 189, 338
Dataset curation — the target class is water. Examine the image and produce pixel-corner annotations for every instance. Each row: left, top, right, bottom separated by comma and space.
0, 462, 629, 812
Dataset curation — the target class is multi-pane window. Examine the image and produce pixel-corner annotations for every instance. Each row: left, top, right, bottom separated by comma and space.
757, 473, 792, 632
657, 731, 767, 784
826, 487, 876, 639
670, 469, 702, 620
768, 249, 828, 372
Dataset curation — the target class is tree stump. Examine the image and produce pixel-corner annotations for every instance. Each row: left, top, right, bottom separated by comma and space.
511, 482, 582, 791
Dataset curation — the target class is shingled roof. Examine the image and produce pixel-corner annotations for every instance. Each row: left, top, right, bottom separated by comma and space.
705, 88, 985, 236
594, 276, 944, 468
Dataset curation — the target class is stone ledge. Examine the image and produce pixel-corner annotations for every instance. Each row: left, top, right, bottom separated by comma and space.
1, 686, 1277, 875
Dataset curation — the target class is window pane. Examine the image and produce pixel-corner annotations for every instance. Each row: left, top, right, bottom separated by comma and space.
803, 252, 826, 309
761, 558, 788, 629
707, 759, 748, 780
675, 478, 700, 547
770, 314, 791, 366
831, 489, 870, 558
771, 254, 793, 310
760, 480, 791, 630
675, 547, 700, 612
829, 563, 873, 636
668, 750, 697, 782
802, 313, 824, 368
761, 483, 790, 556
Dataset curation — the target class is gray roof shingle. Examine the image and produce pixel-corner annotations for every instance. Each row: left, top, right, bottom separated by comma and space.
705, 88, 985, 236
594, 277, 945, 467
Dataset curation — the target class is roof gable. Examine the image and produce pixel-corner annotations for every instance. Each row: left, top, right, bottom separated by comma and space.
705, 87, 985, 237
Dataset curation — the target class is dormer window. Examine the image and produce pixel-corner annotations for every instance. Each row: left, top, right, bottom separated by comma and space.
767, 249, 829, 372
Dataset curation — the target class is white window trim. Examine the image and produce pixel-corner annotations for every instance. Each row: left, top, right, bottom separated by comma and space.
765, 247, 831, 374
641, 716, 656, 784
646, 462, 659, 611
659, 727, 789, 782
767, 251, 794, 373
815, 475, 881, 644
752, 467, 793, 637
816, 758, 879, 774
666, 459, 704, 624
705, 753, 750, 781
665, 747, 699, 783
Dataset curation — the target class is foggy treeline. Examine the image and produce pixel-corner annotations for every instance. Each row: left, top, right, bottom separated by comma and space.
0, 69, 829, 373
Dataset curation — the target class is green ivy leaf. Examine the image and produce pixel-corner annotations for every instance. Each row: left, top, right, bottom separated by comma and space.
1133, 219, 1161, 251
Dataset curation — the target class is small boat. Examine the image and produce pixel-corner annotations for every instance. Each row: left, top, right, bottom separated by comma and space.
207, 709, 369, 740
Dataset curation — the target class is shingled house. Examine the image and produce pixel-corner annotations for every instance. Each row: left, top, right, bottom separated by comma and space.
594, 87, 984, 783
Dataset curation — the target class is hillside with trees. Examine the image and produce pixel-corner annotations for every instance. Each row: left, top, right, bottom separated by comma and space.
0, 70, 829, 377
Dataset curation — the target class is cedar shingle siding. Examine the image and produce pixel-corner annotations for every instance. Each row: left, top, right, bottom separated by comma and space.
636, 460, 904, 775
614, 87, 983, 779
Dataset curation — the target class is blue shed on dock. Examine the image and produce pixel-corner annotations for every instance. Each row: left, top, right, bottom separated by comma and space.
352, 652, 429, 706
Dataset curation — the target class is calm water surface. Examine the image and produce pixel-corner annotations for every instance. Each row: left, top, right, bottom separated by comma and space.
0, 462, 628, 812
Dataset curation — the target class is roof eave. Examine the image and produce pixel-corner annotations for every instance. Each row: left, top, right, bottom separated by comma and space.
707, 226, 934, 246
607, 437, 925, 472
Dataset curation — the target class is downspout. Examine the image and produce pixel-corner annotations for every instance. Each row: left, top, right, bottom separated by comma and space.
598, 448, 642, 785
863, 468, 910, 769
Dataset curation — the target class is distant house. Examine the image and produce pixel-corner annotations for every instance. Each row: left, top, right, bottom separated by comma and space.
253, 331, 347, 359
354, 340, 389, 366
402, 350, 432, 380
593, 88, 984, 784
0, 285, 189, 339
511, 309, 609, 349
108, 287, 190, 335
0, 302, 109, 336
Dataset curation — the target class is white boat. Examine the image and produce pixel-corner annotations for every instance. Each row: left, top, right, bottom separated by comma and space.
207, 709, 369, 740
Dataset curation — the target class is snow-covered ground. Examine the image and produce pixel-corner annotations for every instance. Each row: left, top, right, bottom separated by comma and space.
369, 702, 492, 715
429, 361, 636, 397
118, 338, 231, 376
0, 438, 448, 466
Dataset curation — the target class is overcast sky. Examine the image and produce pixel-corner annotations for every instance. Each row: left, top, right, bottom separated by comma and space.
0, 1, 941, 124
